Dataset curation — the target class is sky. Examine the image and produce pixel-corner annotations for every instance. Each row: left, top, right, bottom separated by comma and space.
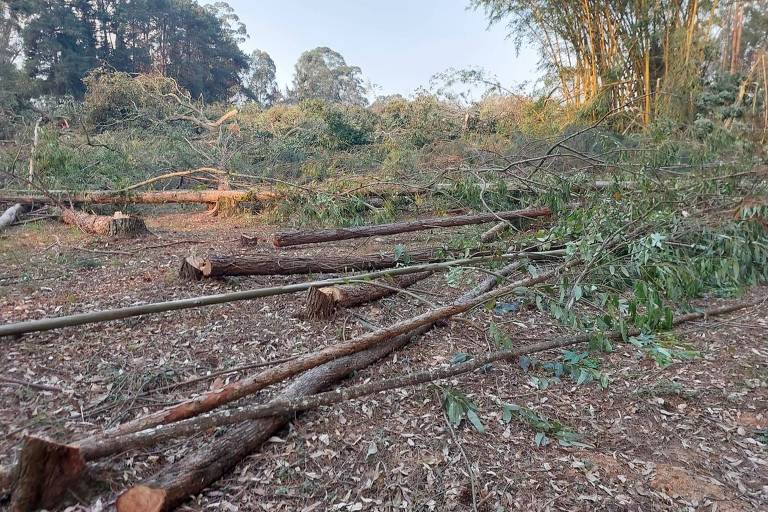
203, 0, 540, 99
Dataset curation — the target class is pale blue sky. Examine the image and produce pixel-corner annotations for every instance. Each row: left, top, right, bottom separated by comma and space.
205, 0, 540, 98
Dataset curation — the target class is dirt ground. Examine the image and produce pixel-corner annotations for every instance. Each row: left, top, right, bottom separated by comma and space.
0, 211, 766, 511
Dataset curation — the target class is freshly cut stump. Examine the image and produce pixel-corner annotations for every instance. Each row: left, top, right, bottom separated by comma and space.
9, 436, 86, 512
62, 209, 148, 237
304, 271, 433, 319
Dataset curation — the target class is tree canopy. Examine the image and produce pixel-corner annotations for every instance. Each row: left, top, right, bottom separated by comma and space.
290, 46, 367, 106
244, 49, 280, 107
6, 0, 250, 100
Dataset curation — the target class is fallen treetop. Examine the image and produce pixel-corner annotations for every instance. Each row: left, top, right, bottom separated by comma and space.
270, 207, 552, 248
0, 251, 563, 338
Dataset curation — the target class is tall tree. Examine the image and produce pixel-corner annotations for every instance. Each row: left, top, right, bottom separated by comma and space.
243, 49, 280, 107
10, 0, 97, 97
290, 46, 366, 106
470, 0, 709, 125
8, 0, 250, 101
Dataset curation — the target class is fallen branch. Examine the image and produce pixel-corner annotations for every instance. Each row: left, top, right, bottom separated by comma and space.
61, 209, 148, 237
179, 248, 450, 279
81, 295, 765, 456
270, 207, 552, 247
0, 204, 24, 231
303, 271, 433, 319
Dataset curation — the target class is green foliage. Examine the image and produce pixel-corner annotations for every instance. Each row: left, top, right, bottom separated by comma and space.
628, 333, 700, 368
502, 403, 588, 447
289, 47, 367, 106
519, 350, 610, 389
441, 387, 485, 433
10, 0, 249, 100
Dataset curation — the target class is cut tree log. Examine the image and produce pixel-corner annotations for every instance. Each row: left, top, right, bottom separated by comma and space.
0, 189, 279, 205
303, 271, 433, 319
0, 252, 546, 338
61, 209, 148, 237
480, 221, 510, 242
270, 207, 552, 247
179, 247, 452, 280
0, 204, 24, 231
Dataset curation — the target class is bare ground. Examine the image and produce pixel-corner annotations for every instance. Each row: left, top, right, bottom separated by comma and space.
0, 211, 766, 511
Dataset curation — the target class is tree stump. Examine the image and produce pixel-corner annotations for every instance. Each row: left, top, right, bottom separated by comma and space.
62, 209, 148, 237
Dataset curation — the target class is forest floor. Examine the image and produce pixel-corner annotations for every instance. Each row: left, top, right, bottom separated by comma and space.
0, 210, 766, 511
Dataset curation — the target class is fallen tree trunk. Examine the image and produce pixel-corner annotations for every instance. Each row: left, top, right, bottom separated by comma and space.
303, 271, 433, 319
179, 248, 450, 280
0, 189, 279, 205
0, 252, 547, 338
0, 204, 24, 231
270, 207, 552, 247
61, 209, 148, 237
480, 221, 510, 242
73, 294, 765, 461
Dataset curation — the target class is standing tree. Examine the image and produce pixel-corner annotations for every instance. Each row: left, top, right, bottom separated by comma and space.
289, 46, 367, 106
8, 0, 250, 101
243, 49, 280, 107
470, 0, 709, 125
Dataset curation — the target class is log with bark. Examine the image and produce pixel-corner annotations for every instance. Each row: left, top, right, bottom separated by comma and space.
0, 204, 24, 231
61, 209, 148, 237
303, 271, 433, 319
269, 207, 552, 247
0, 189, 279, 206
179, 247, 453, 280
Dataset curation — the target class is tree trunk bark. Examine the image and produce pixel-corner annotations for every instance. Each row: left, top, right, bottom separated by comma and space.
179, 247, 453, 280
304, 271, 433, 319
61, 209, 148, 237
1, 189, 279, 205
270, 207, 552, 247
0, 204, 24, 231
